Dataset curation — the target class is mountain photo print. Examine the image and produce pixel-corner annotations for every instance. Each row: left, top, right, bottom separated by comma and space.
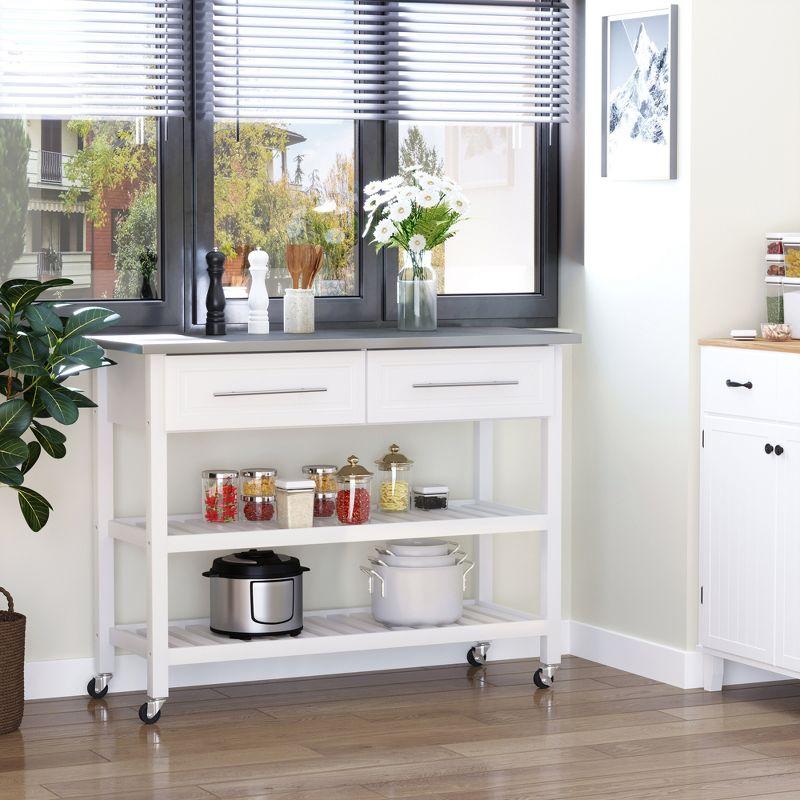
602, 6, 678, 180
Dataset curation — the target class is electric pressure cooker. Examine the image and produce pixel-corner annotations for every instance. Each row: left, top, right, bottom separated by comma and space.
202, 549, 310, 639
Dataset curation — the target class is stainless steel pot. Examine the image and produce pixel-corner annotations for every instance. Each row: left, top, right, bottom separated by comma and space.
203, 549, 309, 639
360, 559, 474, 627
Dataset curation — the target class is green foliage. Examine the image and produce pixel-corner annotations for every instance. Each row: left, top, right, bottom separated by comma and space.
0, 120, 31, 281
0, 279, 118, 530
114, 184, 158, 299
400, 126, 443, 177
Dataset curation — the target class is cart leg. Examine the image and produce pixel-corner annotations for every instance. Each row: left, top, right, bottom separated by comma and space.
145, 355, 169, 721
474, 421, 494, 606
703, 654, 724, 691
537, 345, 564, 687
91, 369, 115, 697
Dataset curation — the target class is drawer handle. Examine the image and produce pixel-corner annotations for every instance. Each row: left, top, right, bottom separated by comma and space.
411, 380, 520, 389
725, 380, 753, 389
212, 387, 328, 398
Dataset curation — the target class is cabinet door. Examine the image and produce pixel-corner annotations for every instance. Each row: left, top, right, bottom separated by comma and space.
700, 415, 777, 664
775, 425, 800, 672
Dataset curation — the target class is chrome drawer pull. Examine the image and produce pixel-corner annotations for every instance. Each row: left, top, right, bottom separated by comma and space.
213, 387, 328, 398
411, 380, 520, 389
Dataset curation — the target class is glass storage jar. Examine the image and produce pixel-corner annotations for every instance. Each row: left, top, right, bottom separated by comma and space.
413, 485, 449, 511
241, 468, 277, 498
242, 495, 275, 522
336, 455, 373, 525
375, 444, 413, 512
202, 470, 239, 523
275, 479, 315, 529
301, 465, 338, 495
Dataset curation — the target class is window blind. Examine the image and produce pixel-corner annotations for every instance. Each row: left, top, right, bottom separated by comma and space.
212, 0, 569, 124
0, 0, 185, 119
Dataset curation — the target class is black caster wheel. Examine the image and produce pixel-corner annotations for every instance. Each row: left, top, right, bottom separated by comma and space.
138, 703, 161, 725
466, 646, 487, 667
533, 668, 555, 689
86, 678, 109, 699
290, 630, 302, 637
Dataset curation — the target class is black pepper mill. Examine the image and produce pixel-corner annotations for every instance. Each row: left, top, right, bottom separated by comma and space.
205, 249, 226, 336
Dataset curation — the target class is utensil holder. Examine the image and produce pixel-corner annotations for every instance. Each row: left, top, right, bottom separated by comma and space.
284, 288, 315, 334
0, 588, 25, 735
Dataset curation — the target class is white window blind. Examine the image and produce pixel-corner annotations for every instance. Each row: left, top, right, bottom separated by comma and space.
0, 0, 185, 119
212, 0, 569, 124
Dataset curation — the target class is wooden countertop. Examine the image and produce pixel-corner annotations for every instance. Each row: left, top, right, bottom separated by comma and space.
700, 337, 800, 354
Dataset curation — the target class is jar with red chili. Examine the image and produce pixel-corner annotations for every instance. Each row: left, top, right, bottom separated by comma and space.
202, 470, 239, 523
335, 455, 373, 525
242, 495, 275, 522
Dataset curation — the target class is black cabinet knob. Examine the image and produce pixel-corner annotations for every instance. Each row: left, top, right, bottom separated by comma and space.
776, 445, 785, 456
765, 444, 774, 454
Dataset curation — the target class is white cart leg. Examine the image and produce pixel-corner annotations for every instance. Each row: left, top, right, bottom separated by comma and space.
537, 345, 563, 687
703, 654, 724, 691
90, 368, 114, 699
474, 420, 494, 603
142, 354, 169, 723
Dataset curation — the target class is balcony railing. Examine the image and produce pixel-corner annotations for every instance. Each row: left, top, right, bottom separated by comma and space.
36, 249, 63, 281
40, 150, 63, 183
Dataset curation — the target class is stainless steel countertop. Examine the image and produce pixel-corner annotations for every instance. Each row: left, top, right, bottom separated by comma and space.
92, 327, 581, 355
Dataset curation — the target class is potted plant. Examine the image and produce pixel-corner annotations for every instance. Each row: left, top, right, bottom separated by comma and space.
362, 167, 470, 331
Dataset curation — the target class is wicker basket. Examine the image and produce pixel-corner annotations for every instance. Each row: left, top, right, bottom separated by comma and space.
0, 588, 25, 735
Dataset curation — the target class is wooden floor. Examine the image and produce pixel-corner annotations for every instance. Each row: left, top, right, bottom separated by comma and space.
5, 656, 800, 800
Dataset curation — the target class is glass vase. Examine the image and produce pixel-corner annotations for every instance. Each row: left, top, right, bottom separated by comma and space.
397, 251, 437, 332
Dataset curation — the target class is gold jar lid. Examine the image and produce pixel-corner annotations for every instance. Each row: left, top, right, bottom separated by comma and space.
375, 444, 413, 470
336, 455, 373, 479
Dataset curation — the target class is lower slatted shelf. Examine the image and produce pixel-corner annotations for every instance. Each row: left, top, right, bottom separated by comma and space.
111, 601, 548, 666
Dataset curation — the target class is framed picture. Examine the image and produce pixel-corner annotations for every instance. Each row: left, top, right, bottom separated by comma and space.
601, 5, 678, 180
451, 125, 515, 189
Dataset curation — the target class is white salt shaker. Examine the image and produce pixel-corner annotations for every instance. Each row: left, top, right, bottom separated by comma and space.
247, 248, 269, 334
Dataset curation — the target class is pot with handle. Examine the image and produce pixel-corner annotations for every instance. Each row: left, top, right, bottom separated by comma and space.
379, 539, 461, 557
370, 551, 468, 568
0, 588, 25, 735
360, 560, 474, 627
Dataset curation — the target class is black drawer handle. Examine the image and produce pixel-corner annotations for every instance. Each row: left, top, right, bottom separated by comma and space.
726, 380, 753, 389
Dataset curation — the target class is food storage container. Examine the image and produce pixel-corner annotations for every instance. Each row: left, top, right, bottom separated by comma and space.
313, 494, 336, 518
767, 285, 785, 324
375, 444, 413, 512
785, 241, 800, 278
336, 455, 373, 525
301, 465, 338, 494
241, 468, 277, 498
202, 470, 239, 523
767, 236, 784, 256
766, 260, 786, 278
761, 323, 792, 342
275, 479, 315, 529
412, 485, 449, 511
242, 495, 275, 522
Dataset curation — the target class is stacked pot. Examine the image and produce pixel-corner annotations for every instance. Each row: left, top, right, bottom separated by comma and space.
361, 539, 473, 627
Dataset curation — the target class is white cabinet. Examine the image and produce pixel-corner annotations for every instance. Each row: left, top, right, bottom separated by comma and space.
700, 344, 800, 686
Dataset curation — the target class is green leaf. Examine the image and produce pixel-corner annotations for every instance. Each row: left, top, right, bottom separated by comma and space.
31, 423, 66, 459
54, 336, 105, 368
63, 307, 120, 339
39, 384, 78, 425
1, 279, 73, 311
16, 332, 51, 362
7, 351, 48, 377
0, 467, 24, 487
16, 486, 52, 531
58, 386, 97, 409
0, 399, 33, 437
0, 436, 29, 468
21, 441, 41, 474
24, 304, 63, 334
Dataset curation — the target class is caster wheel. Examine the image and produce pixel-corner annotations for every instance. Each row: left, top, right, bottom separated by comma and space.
86, 678, 109, 699
290, 630, 302, 637
138, 703, 161, 725
533, 668, 555, 689
466, 646, 487, 667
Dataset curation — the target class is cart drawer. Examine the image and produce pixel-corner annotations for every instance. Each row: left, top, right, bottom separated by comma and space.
366, 346, 554, 423
164, 351, 366, 431
701, 347, 779, 421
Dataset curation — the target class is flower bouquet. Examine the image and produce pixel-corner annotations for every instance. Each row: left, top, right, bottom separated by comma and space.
363, 167, 469, 331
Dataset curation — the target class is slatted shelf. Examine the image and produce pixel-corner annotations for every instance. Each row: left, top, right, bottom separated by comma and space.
111, 602, 547, 666
109, 500, 548, 553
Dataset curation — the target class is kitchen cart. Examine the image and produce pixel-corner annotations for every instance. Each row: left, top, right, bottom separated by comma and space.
89, 329, 578, 723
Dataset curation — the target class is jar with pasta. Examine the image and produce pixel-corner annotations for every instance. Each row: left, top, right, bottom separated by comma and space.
375, 444, 413, 513
240, 468, 277, 499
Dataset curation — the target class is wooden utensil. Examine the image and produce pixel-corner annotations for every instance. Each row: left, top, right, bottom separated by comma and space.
302, 246, 324, 290
285, 245, 304, 290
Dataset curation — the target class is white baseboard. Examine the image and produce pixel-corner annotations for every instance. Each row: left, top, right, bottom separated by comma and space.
25, 619, 789, 700
568, 620, 789, 689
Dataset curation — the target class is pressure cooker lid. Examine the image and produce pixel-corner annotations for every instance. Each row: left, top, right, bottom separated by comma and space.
209, 549, 307, 578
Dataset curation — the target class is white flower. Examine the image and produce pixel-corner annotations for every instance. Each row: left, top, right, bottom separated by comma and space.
364, 180, 383, 196
383, 175, 404, 189
388, 202, 411, 222
408, 234, 427, 253
397, 186, 417, 201
373, 219, 394, 244
364, 192, 391, 213
416, 189, 438, 209
446, 191, 470, 215
417, 172, 440, 191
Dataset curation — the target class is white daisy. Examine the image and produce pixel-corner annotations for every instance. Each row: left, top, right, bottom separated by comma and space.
397, 186, 417, 201
364, 180, 383, 196
373, 220, 394, 244
388, 202, 411, 222
408, 233, 427, 252
364, 192, 390, 213
446, 191, 470, 215
382, 175, 404, 189
417, 173, 440, 191
416, 189, 438, 209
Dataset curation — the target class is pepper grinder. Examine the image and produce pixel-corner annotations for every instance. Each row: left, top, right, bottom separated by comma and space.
205, 249, 226, 336
247, 247, 269, 334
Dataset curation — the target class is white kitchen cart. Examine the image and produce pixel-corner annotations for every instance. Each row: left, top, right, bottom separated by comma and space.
89, 329, 578, 724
